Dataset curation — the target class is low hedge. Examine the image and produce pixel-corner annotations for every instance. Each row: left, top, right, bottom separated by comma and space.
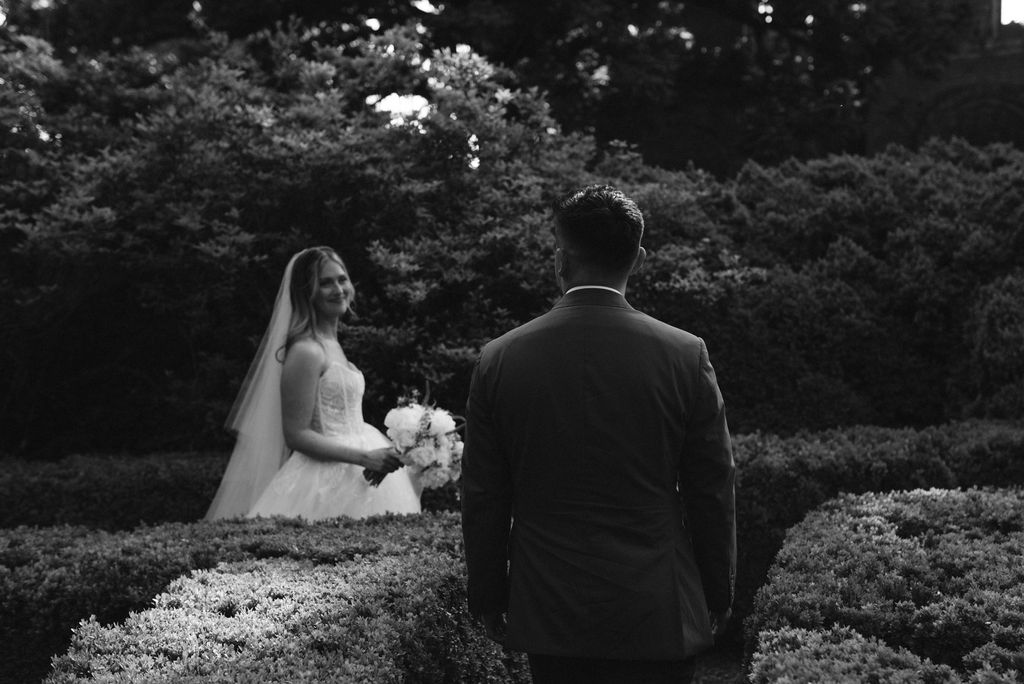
732, 419, 1024, 641
0, 513, 524, 684
747, 488, 1024, 681
0, 453, 459, 531
48, 554, 527, 683
4, 419, 1024, 652
750, 626, 959, 683
0, 453, 229, 530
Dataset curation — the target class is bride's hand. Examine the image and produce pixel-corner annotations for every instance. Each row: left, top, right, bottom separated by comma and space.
362, 447, 402, 473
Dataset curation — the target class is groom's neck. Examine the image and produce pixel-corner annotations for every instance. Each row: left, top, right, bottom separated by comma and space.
562, 275, 629, 295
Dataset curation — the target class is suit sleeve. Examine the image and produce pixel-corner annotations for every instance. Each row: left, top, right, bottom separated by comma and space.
680, 338, 736, 613
461, 353, 513, 617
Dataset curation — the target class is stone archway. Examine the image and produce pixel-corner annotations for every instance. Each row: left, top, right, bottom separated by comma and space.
914, 82, 1024, 147
865, 0, 1024, 154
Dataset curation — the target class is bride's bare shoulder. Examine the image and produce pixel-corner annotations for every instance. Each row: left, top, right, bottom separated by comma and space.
284, 336, 327, 370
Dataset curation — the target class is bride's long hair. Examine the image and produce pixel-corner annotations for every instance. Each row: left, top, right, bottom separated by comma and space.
281, 246, 357, 358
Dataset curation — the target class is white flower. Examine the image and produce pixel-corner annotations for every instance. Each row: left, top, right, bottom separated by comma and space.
385, 405, 425, 448
387, 429, 417, 449
419, 466, 449, 489
433, 444, 452, 468
428, 409, 456, 436
385, 405, 424, 432
403, 445, 435, 468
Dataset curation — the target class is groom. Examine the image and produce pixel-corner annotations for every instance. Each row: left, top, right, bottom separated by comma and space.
461, 185, 736, 683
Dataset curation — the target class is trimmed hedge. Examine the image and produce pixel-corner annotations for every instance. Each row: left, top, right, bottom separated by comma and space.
0, 513, 523, 684
0, 453, 228, 530
0, 453, 459, 531
750, 626, 959, 683
748, 488, 1024, 681
732, 419, 1024, 642
48, 555, 527, 683
5, 420, 1024, 647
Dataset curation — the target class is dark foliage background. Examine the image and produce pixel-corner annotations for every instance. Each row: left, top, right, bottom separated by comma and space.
4, 0, 989, 175
1, 6, 1022, 457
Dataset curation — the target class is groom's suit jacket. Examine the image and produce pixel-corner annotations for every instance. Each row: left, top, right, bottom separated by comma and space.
462, 288, 736, 660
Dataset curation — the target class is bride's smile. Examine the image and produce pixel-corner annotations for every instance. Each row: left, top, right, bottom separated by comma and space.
314, 260, 354, 318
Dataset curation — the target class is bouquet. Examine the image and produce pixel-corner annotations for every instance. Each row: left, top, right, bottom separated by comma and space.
364, 393, 464, 489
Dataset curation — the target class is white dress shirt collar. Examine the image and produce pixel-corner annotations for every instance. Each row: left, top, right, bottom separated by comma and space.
564, 285, 624, 297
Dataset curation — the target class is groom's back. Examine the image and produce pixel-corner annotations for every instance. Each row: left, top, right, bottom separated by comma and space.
470, 289, 725, 659
485, 298, 706, 507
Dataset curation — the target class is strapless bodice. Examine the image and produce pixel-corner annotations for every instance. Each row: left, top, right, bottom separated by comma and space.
311, 362, 365, 437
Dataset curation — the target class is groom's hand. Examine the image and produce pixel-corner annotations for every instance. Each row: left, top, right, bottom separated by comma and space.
480, 611, 507, 646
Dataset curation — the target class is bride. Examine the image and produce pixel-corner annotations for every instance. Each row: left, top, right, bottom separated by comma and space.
205, 246, 421, 521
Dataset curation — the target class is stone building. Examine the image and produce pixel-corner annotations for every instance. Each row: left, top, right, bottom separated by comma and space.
866, 0, 1024, 151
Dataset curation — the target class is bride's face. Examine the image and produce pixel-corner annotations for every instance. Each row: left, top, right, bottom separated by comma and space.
314, 258, 355, 319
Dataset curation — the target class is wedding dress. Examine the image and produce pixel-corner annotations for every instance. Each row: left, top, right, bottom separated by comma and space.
205, 250, 420, 521
246, 360, 421, 520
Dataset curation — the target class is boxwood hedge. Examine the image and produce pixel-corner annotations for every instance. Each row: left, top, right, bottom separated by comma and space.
0, 453, 458, 531
732, 420, 1024, 640
4, 418, 1023, 650
748, 488, 1024, 681
750, 626, 959, 683
1, 513, 525, 684
47, 554, 527, 683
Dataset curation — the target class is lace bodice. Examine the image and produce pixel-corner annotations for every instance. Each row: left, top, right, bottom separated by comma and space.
311, 362, 365, 437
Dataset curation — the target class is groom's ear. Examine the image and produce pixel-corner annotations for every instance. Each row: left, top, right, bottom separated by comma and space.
630, 246, 647, 275
554, 247, 566, 291
555, 247, 568, 276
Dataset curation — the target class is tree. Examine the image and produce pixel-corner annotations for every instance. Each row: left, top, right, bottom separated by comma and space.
5, 0, 981, 174
0, 19, 616, 454
3, 14, 1021, 456
427, 0, 978, 173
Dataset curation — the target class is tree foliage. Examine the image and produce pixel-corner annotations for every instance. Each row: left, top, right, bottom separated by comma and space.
5, 0, 982, 174
1, 15, 1022, 456
0, 20, 598, 454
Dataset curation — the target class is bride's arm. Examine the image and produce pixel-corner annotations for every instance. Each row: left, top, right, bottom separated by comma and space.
280, 339, 398, 472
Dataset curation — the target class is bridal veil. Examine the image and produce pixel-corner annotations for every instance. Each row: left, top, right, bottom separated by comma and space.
205, 253, 298, 520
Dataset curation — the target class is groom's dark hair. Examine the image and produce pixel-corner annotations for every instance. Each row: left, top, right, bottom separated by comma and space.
554, 184, 644, 272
